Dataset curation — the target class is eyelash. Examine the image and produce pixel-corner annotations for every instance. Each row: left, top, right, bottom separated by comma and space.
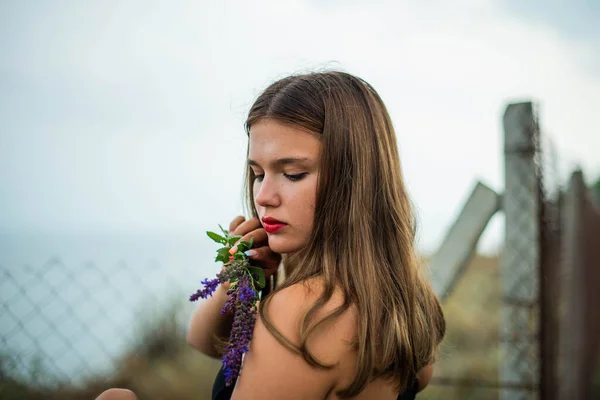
253, 173, 308, 182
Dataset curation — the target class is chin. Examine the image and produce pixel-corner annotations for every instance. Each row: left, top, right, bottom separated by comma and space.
268, 236, 307, 254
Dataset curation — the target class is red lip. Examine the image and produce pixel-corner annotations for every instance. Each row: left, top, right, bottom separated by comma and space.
262, 216, 285, 224
262, 216, 287, 233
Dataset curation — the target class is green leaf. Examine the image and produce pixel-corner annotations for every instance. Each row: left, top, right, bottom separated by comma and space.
236, 242, 247, 253
216, 248, 232, 264
248, 237, 254, 248
218, 224, 229, 236
233, 251, 244, 259
207, 231, 227, 244
229, 276, 238, 284
227, 235, 242, 247
248, 266, 266, 289
217, 247, 231, 258
215, 254, 229, 264
236, 239, 253, 253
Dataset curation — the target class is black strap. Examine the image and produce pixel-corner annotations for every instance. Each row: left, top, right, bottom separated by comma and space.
212, 365, 234, 400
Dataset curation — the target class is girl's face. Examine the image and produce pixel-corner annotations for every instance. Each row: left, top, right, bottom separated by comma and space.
248, 119, 321, 254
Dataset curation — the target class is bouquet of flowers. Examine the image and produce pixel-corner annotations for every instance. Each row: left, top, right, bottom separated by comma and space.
189, 225, 266, 386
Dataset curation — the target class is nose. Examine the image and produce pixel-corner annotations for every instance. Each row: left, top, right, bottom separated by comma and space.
254, 175, 281, 209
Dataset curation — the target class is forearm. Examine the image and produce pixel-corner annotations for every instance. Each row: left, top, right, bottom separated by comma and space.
186, 280, 234, 358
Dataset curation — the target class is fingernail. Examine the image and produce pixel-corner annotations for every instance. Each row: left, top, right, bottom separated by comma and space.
244, 250, 256, 257
229, 247, 237, 255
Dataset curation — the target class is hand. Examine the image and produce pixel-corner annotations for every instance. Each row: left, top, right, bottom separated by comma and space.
228, 215, 281, 279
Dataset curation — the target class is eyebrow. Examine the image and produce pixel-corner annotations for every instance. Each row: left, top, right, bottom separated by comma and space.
247, 157, 312, 167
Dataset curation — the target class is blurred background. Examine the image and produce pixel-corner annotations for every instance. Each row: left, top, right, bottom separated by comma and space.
1, 1, 599, 399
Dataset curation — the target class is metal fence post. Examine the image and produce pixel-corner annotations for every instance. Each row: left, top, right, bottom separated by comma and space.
500, 102, 541, 399
558, 170, 600, 399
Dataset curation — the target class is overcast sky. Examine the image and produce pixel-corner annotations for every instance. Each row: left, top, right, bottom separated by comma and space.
1, 0, 598, 253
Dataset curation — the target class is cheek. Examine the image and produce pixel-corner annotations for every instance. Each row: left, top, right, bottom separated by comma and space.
296, 188, 317, 229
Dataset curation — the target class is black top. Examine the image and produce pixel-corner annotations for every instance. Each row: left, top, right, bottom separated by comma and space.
211, 365, 419, 400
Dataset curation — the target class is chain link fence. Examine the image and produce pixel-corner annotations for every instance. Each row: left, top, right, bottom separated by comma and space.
1, 256, 223, 400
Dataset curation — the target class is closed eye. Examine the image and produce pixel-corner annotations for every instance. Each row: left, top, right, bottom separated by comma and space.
253, 173, 307, 182
285, 173, 308, 182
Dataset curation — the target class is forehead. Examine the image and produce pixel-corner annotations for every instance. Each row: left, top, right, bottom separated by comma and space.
248, 120, 321, 161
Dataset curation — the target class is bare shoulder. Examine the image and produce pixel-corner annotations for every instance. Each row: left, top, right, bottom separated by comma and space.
269, 276, 350, 314
266, 276, 358, 363
230, 277, 358, 399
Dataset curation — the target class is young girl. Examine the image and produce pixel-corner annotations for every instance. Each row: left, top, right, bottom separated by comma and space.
96, 71, 445, 400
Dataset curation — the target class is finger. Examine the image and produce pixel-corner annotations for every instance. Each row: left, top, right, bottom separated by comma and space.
245, 246, 281, 273
229, 216, 246, 234
247, 258, 280, 279
232, 217, 262, 237
230, 228, 268, 254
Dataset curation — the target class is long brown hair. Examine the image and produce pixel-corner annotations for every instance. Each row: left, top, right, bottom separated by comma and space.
243, 71, 445, 397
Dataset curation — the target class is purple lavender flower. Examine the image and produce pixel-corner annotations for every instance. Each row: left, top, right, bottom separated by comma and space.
190, 231, 264, 386
221, 287, 238, 316
217, 260, 246, 282
222, 274, 258, 386
190, 260, 248, 302
189, 277, 219, 302
222, 344, 243, 384
238, 280, 256, 303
